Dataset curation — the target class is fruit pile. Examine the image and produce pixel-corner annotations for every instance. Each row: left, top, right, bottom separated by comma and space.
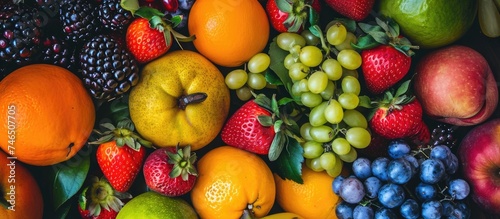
0, 0, 499, 219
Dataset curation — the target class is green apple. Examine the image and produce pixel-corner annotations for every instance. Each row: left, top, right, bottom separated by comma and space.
117, 191, 198, 219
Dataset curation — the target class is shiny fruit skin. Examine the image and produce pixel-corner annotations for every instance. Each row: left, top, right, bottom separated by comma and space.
126, 18, 172, 64
191, 146, 276, 218
129, 50, 230, 150
117, 191, 197, 219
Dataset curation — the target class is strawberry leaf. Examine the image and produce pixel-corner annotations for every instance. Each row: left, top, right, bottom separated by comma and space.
274, 137, 304, 184
274, 120, 283, 133
276, 0, 293, 13
395, 80, 411, 97
268, 133, 285, 161
268, 39, 293, 94
358, 95, 374, 108
352, 35, 380, 50
135, 6, 165, 20
258, 115, 273, 127
277, 97, 295, 106
308, 6, 319, 26
265, 70, 284, 86
358, 22, 383, 34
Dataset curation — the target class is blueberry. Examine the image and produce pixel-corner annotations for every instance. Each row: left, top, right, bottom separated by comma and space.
400, 199, 419, 219
403, 154, 419, 171
332, 175, 345, 195
374, 208, 397, 219
178, 0, 194, 10
387, 139, 411, 159
448, 179, 470, 200
441, 200, 455, 217
421, 200, 442, 219
339, 177, 366, 204
430, 145, 451, 161
353, 205, 374, 219
387, 158, 413, 184
353, 157, 372, 179
363, 176, 382, 199
378, 183, 405, 208
335, 201, 354, 219
420, 158, 445, 184
371, 157, 390, 182
446, 153, 459, 174
415, 182, 436, 201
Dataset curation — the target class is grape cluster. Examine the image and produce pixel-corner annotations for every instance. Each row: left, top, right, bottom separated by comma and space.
224, 53, 272, 101
333, 140, 471, 219
281, 22, 369, 177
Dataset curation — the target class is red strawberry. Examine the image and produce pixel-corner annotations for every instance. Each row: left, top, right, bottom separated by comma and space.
408, 121, 431, 145
368, 81, 425, 140
143, 145, 198, 197
266, 0, 321, 33
91, 119, 152, 192
77, 177, 132, 219
362, 45, 412, 94
221, 99, 276, 155
323, 0, 374, 21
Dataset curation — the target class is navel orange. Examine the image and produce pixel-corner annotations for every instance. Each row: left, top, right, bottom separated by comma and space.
0, 64, 95, 166
188, 0, 270, 67
190, 146, 276, 218
274, 165, 341, 219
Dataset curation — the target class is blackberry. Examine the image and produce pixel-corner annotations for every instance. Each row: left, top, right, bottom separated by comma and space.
59, 0, 100, 43
80, 34, 139, 101
430, 123, 458, 148
0, 3, 42, 67
39, 35, 77, 71
36, 0, 63, 31
98, 0, 133, 31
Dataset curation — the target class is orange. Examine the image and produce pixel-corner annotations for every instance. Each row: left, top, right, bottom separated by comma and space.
190, 146, 276, 218
0, 64, 95, 166
274, 166, 341, 219
188, 0, 270, 67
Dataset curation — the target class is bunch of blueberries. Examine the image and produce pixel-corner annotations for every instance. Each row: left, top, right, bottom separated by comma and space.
332, 139, 471, 219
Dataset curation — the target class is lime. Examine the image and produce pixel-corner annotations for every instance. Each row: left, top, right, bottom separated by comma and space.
116, 191, 198, 219
378, 0, 477, 48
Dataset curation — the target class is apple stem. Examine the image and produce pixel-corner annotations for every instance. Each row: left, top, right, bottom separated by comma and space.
178, 92, 208, 110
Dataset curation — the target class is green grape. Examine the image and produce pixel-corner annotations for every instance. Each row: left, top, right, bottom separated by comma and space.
298, 78, 309, 92
320, 81, 335, 100
300, 122, 314, 141
309, 101, 328, 126
309, 125, 335, 143
345, 127, 371, 149
277, 32, 306, 51
302, 141, 324, 159
338, 147, 357, 162
338, 92, 359, 109
343, 109, 368, 128
319, 152, 337, 170
341, 76, 361, 95
289, 44, 302, 57
331, 137, 351, 155
335, 32, 358, 51
322, 58, 343, 81
326, 23, 347, 46
326, 158, 343, 177
306, 157, 324, 172
284, 53, 298, 70
301, 29, 321, 46
288, 62, 309, 81
337, 49, 362, 70
247, 72, 267, 90
291, 81, 303, 97
247, 53, 271, 73
225, 69, 248, 90
236, 86, 253, 101
307, 71, 329, 94
324, 99, 344, 124
301, 92, 323, 108
342, 68, 359, 79
299, 45, 323, 67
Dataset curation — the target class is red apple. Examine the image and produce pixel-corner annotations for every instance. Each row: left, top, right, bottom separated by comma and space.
413, 45, 498, 126
459, 118, 500, 214
0, 150, 44, 219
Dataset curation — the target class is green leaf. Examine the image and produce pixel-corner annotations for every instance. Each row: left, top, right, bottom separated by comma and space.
329, 18, 357, 33
358, 95, 374, 108
369, 31, 390, 45
277, 97, 295, 106
352, 35, 380, 50
274, 120, 284, 133
275, 137, 304, 183
308, 6, 319, 26
308, 24, 322, 38
169, 15, 183, 28
257, 115, 274, 127
275, 0, 292, 12
271, 95, 279, 115
53, 198, 73, 219
268, 39, 293, 93
395, 80, 411, 97
265, 70, 284, 85
268, 133, 285, 161
109, 100, 129, 124
52, 152, 90, 211
135, 6, 165, 20
358, 22, 383, 34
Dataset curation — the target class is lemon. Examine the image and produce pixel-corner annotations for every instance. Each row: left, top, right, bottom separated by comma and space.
379, 0, 477, 48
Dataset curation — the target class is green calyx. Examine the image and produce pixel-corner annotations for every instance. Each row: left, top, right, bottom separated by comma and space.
166, 145, 198, 181
275, 0, 319, 32
90, 118, 152, 151
353, 17, 419, 56
120, 0, 195, 49
79, 177, 132, 217
365, 80, 415, 120
253, 93, 304, 161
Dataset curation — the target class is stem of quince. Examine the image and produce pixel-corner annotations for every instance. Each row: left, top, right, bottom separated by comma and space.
178, 92, 208, 110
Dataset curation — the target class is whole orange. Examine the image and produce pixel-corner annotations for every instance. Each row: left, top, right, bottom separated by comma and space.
191, 146, 276, 218
274, 166, 341, 219
0, 150, 43, 219
188, 0, 270, 67
0, 64, 95, 166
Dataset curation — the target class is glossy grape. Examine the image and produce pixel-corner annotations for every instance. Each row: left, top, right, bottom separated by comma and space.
301, 92, 323, 108
339, 177, 365, 204
387, 139, 411, 159
343, 109, 368, 128
448, 179, 470, 200
307, 157, 324, 172
415, 182, 436, 201
378, 183, 405, 208
337, 49, 362, 70
421, 200, 442, 219
341, 76, 361, 95
327, 159, 344, 177
225, 69, 248, 90
400, 199, 419, 219
309, 125, 335, 143
302, 141, 324, 159
331, 137, 351, 155
335, 32, 358, 51
324, 99, 344, 124
375, 208, 397, 219
320, 81, 335, 100
299, 46, 323, 67
371, 157, 390, 182
326, 23, 347, 46
309, 101, 328, 126
353, 205, 374, 219
322, 58, 343, 81
247, 53, 270, 73
308, 71, 329, 93
301, 29, 320, 46
332, 175, 345, 195
284, 53, 298, 69
338, 147, 357, 162
320, 152, 337, 170
420, 158, 445, 184
277, 32, 306, 51
300, 123, 314, 141
338, 92, 359, 109
387, 158, 413, 184
336, 201, 354, 219
352, 157, 372, 179
235, 86, 252, 101
288, 62, 309, 81
246, 72, 267, 90
345, 127, 371, 149
364, 176, 382, 199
